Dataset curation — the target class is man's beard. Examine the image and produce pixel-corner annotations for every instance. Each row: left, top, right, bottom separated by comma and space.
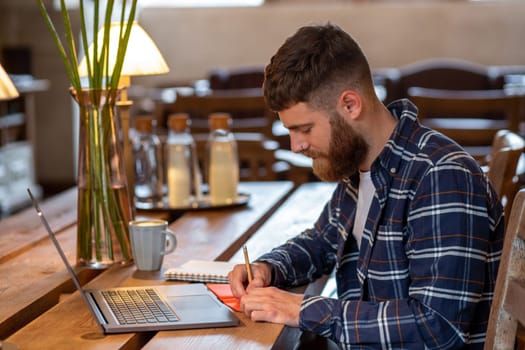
305, 112, 369, 182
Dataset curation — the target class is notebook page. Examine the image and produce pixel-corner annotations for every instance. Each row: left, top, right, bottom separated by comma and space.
164, 260, 236, 283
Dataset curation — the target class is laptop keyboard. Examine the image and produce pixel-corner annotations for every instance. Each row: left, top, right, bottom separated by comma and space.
102, 288, 179, 325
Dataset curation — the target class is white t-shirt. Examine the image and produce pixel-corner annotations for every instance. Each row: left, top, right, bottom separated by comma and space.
353, 171, 375, 249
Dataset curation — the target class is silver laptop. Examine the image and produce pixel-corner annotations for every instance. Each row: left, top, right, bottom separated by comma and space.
27, 189, 239, 334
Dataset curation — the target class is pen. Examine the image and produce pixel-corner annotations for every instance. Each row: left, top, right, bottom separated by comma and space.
243, 245, 253, 283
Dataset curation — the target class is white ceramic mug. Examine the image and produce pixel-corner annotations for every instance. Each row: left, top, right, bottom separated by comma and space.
129, 219, 177, 271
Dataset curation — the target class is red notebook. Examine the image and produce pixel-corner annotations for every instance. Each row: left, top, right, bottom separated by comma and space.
206, 283, 241, 312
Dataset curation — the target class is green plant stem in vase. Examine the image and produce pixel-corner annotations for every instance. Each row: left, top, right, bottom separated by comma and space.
38, 0, 138, 268
73, 88, 132, 267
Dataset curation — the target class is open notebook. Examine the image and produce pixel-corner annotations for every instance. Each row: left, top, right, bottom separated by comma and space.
28, 189, 239, 334
164, 260, 236, 283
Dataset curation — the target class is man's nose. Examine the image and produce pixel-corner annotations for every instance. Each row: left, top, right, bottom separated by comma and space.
290, 134, 308, 153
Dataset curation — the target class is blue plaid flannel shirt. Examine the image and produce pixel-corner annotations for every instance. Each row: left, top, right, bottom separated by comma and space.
257, 99, 504, 349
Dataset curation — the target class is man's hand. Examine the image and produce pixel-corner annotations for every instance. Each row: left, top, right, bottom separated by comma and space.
229, 262, 272, 297
229, 261, 303, 327
240, 287, 303, 327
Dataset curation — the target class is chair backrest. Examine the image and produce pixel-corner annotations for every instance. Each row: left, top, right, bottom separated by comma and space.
208, 66, 265, 90
486, 130, 525, 218
399, 58, 492, 96
194, 132, 279, 182
154, 89, 276, 138
484, 189, 525, 350
408, 87, 524, 149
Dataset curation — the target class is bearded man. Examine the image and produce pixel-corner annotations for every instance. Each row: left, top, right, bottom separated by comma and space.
229, 23, 504, 350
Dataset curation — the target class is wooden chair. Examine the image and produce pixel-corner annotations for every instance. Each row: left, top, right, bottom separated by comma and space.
484, 189, 525, 350
154, 89, 276, 139
399, 58, 493, 97
193, 132, 284, 182
376, 58, 501, 104
408, 87, 524, 159
207, 65, 265, 90
483, 130, 525, 218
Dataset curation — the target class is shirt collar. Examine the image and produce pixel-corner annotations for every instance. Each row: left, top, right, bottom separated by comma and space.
373, 99, 420, 176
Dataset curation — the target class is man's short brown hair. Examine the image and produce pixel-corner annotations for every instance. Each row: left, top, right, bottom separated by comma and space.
263, 23, 374, 113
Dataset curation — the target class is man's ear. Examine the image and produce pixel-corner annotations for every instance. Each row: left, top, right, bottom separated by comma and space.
337, 90, 362, 121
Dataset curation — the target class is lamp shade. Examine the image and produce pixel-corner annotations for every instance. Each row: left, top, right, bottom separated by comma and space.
0, 64, 19, 100
78, 22, 169, 78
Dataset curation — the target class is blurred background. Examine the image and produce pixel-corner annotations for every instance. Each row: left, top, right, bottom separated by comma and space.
0, 0, 524, 206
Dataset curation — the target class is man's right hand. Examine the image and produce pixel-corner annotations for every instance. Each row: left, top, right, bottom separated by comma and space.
228, 261, 273, 298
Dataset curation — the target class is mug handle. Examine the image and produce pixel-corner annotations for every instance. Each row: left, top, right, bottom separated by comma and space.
162, 229, 177, 255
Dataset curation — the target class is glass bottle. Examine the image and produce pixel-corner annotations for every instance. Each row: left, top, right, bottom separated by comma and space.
207, 113, 239, 205
166, 113, 199, 207
132, 116, 164, 205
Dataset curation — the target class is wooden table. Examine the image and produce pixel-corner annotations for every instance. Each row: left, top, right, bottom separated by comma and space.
1, 181, 336, 349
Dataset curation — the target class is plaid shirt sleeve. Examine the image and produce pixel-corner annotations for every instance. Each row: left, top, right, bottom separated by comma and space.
256, 192, 343, 287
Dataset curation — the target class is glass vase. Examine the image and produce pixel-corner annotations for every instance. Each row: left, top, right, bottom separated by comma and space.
72, 88, 133, 269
